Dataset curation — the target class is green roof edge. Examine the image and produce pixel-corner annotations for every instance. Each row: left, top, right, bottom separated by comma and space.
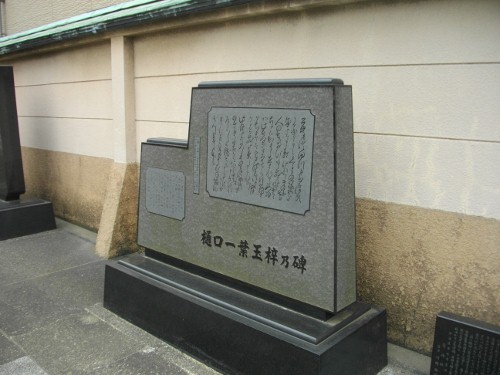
0, 0, 253, 55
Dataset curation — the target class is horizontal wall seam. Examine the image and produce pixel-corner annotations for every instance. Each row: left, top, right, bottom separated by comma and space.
19, 115, 113, 121
133, 61, 500, 79
15, 78, 112, 88
354, 131, 500, 145
136, 119, 189, 124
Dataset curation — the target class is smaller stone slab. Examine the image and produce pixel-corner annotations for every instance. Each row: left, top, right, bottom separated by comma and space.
430, 311, 499, 375
0, 199, 56, 240
145, 168, 185, 221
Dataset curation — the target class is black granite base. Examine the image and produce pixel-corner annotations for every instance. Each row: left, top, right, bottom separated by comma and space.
104, 254, 387, 375
0, 199, 56, 241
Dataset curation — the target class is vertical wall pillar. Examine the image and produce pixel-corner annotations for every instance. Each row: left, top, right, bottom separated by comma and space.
96, 36, 139, 258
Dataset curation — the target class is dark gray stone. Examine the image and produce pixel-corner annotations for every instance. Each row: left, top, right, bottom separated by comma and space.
0, 66, 24, 201
12, 312, 142, 374
104, 258, 387, 375
0, 332, 25, 365
0, 229, 103, 336
31, 260, 106, 309
138, 82, 355, 313
431, 311, 499, 375
87, 304, 220, 375
0, 199, 56, 241
0, 356, 48, 375
0, 229, 100, 283
84, 350, 189, 375
0, 280, 78, 336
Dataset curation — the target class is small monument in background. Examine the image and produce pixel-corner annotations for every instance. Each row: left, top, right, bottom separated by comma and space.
431, 311, 499, 375
0, 66, 56, 240
105, 79, 387, 374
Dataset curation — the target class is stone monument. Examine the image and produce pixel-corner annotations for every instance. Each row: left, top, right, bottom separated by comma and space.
0, 66, 56, 240
104, 79, 387, 374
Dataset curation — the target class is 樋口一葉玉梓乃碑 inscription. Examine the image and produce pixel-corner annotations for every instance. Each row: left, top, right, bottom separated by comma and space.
207, 107, 315, 215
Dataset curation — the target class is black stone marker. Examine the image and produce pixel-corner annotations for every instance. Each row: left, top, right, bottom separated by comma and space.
0, 66, 56, 240
431, 311, 499, 375
0, 66, 25, 201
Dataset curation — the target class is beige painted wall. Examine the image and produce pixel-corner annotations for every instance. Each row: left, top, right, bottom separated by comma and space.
2, 0, 498, 354
7, 41, 113, 230
13, 42, 113, 159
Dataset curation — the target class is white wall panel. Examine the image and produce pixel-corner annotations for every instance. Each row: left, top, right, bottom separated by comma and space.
19, 117, 114, 158
343, 64, 500, 142
13, 43, 111, 86
135, 64, 500, 143
12, 42, 113, 160
16, 81, 112, 119
354, 134, 500, 219
134, 0, 500, 78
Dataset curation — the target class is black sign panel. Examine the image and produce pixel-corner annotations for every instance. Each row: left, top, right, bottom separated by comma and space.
431, 311, 499, 375
0, 66, 24, 201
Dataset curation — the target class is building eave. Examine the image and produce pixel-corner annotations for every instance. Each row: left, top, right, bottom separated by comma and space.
0, 0, 254, 55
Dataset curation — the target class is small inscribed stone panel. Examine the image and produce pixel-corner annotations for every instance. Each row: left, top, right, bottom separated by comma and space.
146, 168, 185, 220
207, 107, 315, 215
431, 312, 499, 375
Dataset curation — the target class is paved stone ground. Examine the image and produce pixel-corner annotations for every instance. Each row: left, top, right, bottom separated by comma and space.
0, 220, 430, 374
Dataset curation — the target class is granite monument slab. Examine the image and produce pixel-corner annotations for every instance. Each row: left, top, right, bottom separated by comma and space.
137, 79, 355, 313
105, 79, 387, 375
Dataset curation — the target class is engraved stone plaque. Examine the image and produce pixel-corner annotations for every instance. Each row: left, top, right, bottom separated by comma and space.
431, 312, 500, 375
146, 168, 185, 220
207, 107, 314, 214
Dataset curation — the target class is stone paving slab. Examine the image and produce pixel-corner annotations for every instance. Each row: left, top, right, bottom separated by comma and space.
12, 312, 142, 374
0, 331, 24, 365
0, 277, 76, 337
0, 229, 100, 285
0, 356, 48, 375
86, 303, 220, 375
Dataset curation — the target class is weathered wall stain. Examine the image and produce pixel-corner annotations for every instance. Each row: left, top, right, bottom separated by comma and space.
22, 147, 112, 231
356, 198, 500, 354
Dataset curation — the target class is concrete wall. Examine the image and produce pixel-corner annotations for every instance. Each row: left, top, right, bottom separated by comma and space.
10, 42, 113, 229
2, 0, 498, 354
